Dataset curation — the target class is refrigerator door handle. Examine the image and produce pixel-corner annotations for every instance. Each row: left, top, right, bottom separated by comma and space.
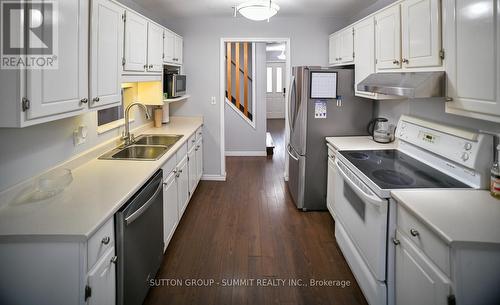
288, 75, 296, 131
287, 144, 299, 161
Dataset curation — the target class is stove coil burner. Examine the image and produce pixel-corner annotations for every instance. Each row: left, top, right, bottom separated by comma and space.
372, 170, 415, 186
348, 152, 370, 160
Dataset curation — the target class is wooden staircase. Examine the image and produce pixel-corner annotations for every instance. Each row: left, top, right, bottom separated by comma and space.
225, 42, 253, 122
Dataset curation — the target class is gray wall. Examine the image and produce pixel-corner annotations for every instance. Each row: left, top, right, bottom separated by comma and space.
169, 16, 347, 176
347, 0, 398, 24
225, 43, 266, 153
376, 98, 500, 134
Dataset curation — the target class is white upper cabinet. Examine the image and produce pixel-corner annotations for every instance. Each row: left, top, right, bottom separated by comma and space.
25, 0, 89, 120
375, 5, 402, 70
123, 10, 148, 72
147, 22, 164, 72
89, 0, 124, 109
340, 27, 354, 64
401, 0, 442, 68
354, 18, 376, 98
174, 35, 183, 64
163, 30, 175, 63
329, 31, 351, 65
164, 31, 183, 65
328, 35, 336, 65
444, 0, 500, 122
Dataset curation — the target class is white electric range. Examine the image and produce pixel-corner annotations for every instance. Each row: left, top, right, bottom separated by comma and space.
332, 115, 493, 305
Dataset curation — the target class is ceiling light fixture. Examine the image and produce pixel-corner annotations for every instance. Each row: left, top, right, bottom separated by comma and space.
234, 0, 280, 22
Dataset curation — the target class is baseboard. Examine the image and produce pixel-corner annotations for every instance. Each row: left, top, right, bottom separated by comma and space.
225, 151, 267, 156
201, 174, 227, 181
266, 113, 285, 119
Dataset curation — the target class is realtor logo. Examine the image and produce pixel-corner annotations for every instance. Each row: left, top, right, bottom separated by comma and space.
1, 1, 58, 69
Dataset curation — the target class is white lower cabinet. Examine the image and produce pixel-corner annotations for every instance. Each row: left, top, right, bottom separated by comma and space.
87, 247, 116, 305
195, 137, 203, 181
394, 231, 451, 305
177, 157, 189, 218
188, 146, 197, 195
163, 170, 178, 252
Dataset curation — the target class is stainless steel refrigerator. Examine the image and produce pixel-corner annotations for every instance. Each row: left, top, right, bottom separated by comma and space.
287, 66, 373, 210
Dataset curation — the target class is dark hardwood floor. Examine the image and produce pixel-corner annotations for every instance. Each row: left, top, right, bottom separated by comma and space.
143, 119, 367, 305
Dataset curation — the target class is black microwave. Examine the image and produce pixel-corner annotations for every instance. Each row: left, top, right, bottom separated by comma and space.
164, 74, 186, 98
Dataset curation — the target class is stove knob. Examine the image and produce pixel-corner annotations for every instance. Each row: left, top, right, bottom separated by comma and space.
461, 152, 470, 161
464, 142, 472, 151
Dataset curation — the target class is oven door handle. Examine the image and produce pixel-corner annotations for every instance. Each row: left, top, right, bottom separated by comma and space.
125, 179, 163, 225
335, 159, 385, 208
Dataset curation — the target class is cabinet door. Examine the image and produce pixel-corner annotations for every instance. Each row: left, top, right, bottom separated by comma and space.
26, 0, 88, 120
375, 5, 402, 70
195, 139, 203, 181
444, 0, 500, 122
163, 30, 175, 63
123, 10, 147, 72
401, 0, 441, 68
395, 231, 451, 305
87, 247, 116, 305
188, 147, 197, 195
354, 17, 376, 98
340, 28, 354, 63
177, 159, 189, 219
174, 35, 183, 64
163, 171, 178, 251
147, 22, 164, 72
89, 0, 123, 109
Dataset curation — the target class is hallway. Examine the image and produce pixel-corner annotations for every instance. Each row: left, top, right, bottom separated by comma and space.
144, 119, 367, 305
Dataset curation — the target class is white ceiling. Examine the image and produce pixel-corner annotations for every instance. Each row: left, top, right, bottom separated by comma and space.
130, 0, 380, 19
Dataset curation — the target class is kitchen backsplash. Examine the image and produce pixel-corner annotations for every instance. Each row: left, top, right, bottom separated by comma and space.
375, 98, 500, 135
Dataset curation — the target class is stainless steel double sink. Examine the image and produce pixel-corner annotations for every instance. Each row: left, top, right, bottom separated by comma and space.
99, 134, 183, 161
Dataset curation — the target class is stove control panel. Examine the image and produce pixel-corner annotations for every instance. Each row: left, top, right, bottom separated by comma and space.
396, 115, 493, 188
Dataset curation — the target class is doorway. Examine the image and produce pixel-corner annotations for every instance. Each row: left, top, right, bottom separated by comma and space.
219, 38, 291, 180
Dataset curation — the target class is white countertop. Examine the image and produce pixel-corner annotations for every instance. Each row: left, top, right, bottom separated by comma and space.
0, 116, 203, 242
326, 136, 398, 151
392, 190, 500, 246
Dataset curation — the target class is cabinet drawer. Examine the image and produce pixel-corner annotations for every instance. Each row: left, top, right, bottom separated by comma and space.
87, 218, 115, 271
176, 142, 187, 164
397, 205, 450, 276
162, 155, 176, 177
187, 133, 197, 150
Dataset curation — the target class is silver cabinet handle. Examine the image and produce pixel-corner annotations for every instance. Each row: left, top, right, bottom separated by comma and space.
175, 173, 180, 178
393, 59, 400, 65
179, 169, 183, 173
110, 256, 118, 264
143, 64, 147, 69
402, 58, 409, 64
410, 229, 419, 237
101, 236, 110, 245
392, 238, 400, 245
80, 98, 88, 104
149, 64, 153, 69
93, 97, 100, 103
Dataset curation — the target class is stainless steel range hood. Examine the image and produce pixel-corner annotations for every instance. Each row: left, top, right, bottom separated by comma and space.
357, 72, 445, 98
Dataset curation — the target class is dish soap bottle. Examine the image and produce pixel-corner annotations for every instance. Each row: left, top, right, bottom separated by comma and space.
491, 145, 500, 198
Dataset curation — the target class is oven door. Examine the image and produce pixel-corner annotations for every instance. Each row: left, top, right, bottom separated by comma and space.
334, 159, 389, 281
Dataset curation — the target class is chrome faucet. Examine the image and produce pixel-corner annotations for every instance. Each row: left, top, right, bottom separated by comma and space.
122, 102, 151, 146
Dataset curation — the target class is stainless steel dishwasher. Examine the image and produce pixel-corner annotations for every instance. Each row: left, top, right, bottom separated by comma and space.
115, 170, 164, 305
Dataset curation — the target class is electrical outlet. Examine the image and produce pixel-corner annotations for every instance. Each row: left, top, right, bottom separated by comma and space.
73, 125, 88, 146
210, 96, 216, 105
